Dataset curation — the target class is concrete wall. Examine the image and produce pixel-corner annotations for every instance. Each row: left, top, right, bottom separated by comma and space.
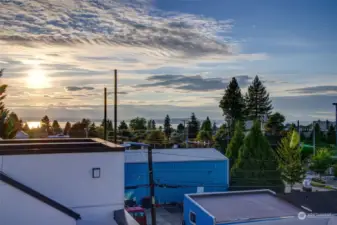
125, 160, 228, 204
0, 180, 76, 225
183, 195, 215, 225
1, 152, 124, 224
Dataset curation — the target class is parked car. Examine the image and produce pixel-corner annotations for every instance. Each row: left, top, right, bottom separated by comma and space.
302, 178, 312, 192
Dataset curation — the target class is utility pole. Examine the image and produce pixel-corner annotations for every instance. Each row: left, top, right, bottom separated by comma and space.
181, 120, 188, 148
333, 103, 337, 147
114, 69, 117, 144
147, 146, 156, 225
104, 87, 107, 141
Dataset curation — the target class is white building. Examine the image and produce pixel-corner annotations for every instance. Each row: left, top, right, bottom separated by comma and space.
0, 138, 127, 225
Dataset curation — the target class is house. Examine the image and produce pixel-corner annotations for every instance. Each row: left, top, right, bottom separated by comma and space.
183, 189, 336, 225
125, 148, 229, 205
0, 138, 130, 225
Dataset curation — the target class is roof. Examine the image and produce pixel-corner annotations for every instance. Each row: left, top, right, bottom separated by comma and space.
0, 138, 124, 155
187, 190, 304, 224
0, 172, 81, 220
277, 192, 337, 214
125, 148, 228, 163
114, 209, 139, 225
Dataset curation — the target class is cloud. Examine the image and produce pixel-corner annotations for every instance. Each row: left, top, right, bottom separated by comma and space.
136, 74, 251, 91
0, 0, 235, 58
288, 86, 337, 94
64, 86, 95, 91
107, 91, 128, 95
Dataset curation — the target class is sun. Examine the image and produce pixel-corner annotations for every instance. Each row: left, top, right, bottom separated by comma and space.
26, 69, 50, 89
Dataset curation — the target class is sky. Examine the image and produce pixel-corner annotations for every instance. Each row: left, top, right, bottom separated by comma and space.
0, 0, 337, 123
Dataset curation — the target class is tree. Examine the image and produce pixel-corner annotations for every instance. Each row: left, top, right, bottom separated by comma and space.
52, 120, 62, 134
129, 117, 147, 131
188, 113, 200, 139
309, 148, 333, 179
197, 117, 213, 142
118, 120, 131, 139
88, 122, 98, 137
264, 112, 285, 136
23, 123, 30, 132
245, 75, 273, 120
276, 130, 305, 191
170, 131, 184, 144
310, 122, 323, 144
327, 124, 336, 145
231, 120, 284, 193
212, 122, 217, 135
101, 119, 113, 130
64, 122, 71, 135
3, 112, 20, 139
226, 121, 245, 170
41, 115, 51, 134
213, 124, 229, 153
219, 77, 245, 129
177, 123, 185, 134
151, 120, 156, 130
164, 115, 172, 138
145, 130, 165, 147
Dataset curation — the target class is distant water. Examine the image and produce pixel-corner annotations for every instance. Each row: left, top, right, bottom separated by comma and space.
26, 121, 187, 129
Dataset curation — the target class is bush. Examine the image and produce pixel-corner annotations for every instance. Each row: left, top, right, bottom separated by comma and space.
312, 177, 325, 184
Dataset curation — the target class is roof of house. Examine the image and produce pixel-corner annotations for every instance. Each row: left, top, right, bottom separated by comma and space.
0, 172, 81, 220
0, 138, 124, 155
125, 148, 228, 163
277, 192, 337, 214
187, 190, 305, 224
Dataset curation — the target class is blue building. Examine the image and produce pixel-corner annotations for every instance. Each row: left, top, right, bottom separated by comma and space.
183, 190, 335, 225
125, 148, 229, 205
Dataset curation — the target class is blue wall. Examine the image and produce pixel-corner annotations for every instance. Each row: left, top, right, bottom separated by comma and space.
125, 160, 228, 204
183, 195, 215, 225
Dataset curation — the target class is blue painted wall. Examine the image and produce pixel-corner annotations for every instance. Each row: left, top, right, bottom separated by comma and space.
183, 195, 215, 225
125, 160, 229, 204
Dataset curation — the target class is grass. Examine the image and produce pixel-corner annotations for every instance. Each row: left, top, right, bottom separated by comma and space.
311, 181, 337, 190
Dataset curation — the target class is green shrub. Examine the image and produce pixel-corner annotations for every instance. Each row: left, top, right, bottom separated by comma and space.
333, 164, 337, 177
312, 177, 326, 184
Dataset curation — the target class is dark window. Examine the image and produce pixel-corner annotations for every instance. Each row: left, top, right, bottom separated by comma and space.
189, 211, 196, 224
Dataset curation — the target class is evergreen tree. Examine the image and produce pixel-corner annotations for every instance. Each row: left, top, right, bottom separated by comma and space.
177, 123, 185, 133
129, 117, 147, 131
147, 119, 153, 130
52, 120, 62, 134
213, 124, 229, 153
151, 120, 156, 130
276, 131, 305, 191
118, 120, 131, 139
23, 123, 30, 132
212, 122, 217, 135
63, 122, 71, 135
231, 120, 284, 193
219, 77, 245, 128
264, 112, 285, 136
197, 117, 213, 142
164, 115, 172, 138
327, 124, 336, 145
245, 75, 273, 120
188, 113, 200, 139
88, 122, 98, 137
226, 121, 245, 170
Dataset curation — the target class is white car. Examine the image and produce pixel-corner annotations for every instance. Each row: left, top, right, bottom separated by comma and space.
302, 179, 312, 192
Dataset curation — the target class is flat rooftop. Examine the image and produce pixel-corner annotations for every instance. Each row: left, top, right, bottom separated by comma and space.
0, 138, 124, 155
189, 190, 303, 224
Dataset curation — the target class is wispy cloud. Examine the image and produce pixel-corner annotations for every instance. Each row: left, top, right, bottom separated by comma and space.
288, 85, 337, 94
65, 86, 95, 91
136, 74, 251, 91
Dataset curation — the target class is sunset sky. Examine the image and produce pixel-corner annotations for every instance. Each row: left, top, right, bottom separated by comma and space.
1, 0, 337, 122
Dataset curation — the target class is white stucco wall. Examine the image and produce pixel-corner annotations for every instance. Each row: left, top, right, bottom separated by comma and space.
1, 152, 125, 224
0, 180, 76, 225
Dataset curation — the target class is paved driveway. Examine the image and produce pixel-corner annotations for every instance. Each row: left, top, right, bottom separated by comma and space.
146, 207, 183, 225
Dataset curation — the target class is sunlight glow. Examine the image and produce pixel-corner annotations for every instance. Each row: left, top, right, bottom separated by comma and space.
27, 121, 40, 129
26, 69, 50, 89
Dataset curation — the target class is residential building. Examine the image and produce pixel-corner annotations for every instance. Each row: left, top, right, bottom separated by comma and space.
0, 138, 129, 225
125, 148, 229, 205
183, 189, 336, 225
